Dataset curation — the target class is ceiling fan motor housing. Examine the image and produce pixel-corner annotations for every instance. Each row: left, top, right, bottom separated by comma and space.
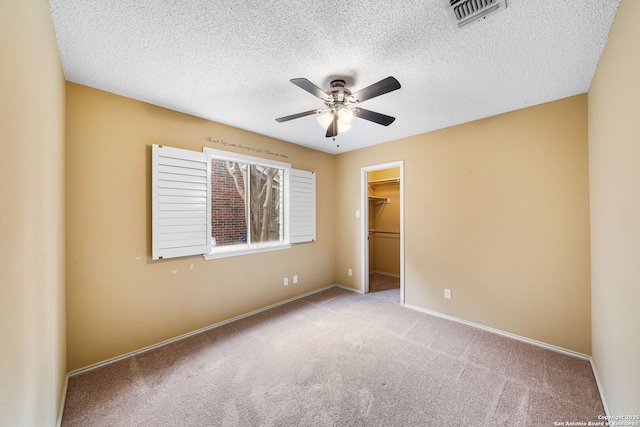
327, 80, 352, 106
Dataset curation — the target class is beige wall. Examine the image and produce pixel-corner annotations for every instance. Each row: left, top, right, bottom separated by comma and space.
65, 83, 336, 371
0, 0, 67, 425
588, 0, 640, 414
336, 95, 592, 354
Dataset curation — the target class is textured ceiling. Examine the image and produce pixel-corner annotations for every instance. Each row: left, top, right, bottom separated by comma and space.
49, 0, 620, 154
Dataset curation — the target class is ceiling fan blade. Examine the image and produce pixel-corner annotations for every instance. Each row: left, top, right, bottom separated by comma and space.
290, 78, 328, 100
354, 107, 396, 126
326, 114, 338, 138
275, 109, 320, 123
351, 76, 401, 103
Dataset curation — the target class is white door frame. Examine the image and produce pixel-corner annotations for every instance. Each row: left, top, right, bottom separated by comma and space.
361, 161, 405, 305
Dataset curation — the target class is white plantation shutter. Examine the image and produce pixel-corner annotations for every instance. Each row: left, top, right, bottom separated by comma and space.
152, 144, 209, 259
289, 169, 316, 243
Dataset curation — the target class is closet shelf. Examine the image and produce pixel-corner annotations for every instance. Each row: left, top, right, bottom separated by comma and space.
368, 178, 400, 187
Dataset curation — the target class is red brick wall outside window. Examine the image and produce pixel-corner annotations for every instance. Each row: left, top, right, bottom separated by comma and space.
211, 159, 247, 246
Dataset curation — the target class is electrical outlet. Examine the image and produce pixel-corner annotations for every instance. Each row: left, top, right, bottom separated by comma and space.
356, 210, 360, 218
444, 289, 451, 299
348, 269, 353, 276
293, 275, 298, 284
284, 277, 288, 286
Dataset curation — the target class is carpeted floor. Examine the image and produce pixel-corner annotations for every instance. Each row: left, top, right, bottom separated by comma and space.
369, 272, 401, 304
61, 279, 604, 426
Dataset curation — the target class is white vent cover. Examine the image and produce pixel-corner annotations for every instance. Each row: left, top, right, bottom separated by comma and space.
445, 0, 507, 30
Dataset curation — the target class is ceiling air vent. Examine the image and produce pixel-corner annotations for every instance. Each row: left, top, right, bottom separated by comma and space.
445, 0, 507, 30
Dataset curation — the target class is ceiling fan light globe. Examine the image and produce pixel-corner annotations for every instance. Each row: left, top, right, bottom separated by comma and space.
338, 122, 351, 133
317, 111, 334, 130
337, 107, 354, 124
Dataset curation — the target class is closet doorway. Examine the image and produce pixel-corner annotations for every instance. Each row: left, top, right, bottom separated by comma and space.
361, 161, 404, 305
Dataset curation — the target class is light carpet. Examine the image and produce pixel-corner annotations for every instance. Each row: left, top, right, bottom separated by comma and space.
62, 280, 604, 426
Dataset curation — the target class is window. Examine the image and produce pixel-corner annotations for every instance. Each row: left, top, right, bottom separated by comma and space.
152, 144, 315, 260
205, 148, 289, 258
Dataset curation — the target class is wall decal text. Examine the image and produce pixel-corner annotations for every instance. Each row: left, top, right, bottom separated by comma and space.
205, 137, 289, 159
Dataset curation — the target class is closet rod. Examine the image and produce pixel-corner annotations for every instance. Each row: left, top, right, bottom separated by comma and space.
369, 230, 400, 235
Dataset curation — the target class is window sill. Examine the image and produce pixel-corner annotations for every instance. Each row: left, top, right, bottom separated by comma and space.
203, 243, 292, 260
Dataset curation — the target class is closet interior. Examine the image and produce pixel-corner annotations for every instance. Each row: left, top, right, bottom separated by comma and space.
368, 168, 400, 288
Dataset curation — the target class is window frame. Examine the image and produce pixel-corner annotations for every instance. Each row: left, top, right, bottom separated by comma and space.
203, 147, 292, 260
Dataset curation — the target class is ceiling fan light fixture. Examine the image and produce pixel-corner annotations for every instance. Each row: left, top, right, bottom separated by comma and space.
317, 110, 353, 134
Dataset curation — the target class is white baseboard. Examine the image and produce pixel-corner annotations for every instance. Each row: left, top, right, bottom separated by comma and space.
589, 358, 610, 418
370, 270, 400, 278
68, 284, 339, 377
335, 283, 363, 294
56, 374, 69, 427
403, 303, 591, 360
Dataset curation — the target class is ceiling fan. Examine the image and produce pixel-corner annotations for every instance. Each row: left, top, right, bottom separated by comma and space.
275, 76, 401, 140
